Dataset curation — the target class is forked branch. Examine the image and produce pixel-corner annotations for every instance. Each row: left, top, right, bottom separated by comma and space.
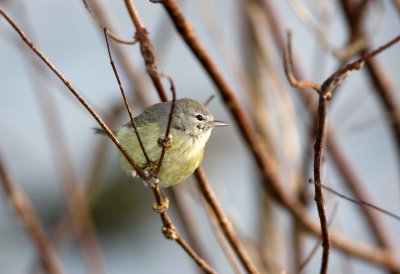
284, 31, 400, 274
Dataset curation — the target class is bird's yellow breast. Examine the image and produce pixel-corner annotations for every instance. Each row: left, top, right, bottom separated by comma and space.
116, 123, 208, 187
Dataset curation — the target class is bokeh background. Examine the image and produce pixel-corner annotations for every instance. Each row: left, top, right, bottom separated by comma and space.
0, 0, 399, 273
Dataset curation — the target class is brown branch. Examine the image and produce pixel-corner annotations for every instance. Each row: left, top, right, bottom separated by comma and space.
195, 167, 259, 274
320, 34, 400, 100
284, 31, 321, 94
313, 97, 330, 274
124, 0, 168, 102
0, 156, 63, 274
298, 204, 338, 273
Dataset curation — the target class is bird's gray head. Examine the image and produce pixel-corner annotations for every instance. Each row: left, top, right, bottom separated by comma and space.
173, 98, 228, 138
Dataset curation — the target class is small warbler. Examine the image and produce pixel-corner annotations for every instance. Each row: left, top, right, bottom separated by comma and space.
107, 98, 228, 187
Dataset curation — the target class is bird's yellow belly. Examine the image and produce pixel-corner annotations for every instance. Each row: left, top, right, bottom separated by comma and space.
117, 126, 205, 187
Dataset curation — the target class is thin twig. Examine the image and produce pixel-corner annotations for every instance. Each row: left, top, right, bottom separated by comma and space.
195, 167, 259, 274
320, 34, 400, 100
104, 28, 151, 166
311, 181, 400, 222
284, 32, 321, 94
298, 203, 339, 273
0, 156, 63, 274
155, 73, 176, 176
82, 0, 137, 45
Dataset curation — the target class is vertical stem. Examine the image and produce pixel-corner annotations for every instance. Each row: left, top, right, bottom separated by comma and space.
313, 97, 330, 274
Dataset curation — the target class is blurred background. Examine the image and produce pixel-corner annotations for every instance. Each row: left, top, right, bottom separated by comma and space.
0, 0, 399, 273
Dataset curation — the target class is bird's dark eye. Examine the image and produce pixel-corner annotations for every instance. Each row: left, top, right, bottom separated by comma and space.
195, 114, 204, 121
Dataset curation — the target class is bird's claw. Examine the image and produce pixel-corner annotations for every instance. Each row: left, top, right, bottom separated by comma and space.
152, 197, 169, 213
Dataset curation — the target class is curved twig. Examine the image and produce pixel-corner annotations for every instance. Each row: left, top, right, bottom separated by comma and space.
82, 0, 137, 45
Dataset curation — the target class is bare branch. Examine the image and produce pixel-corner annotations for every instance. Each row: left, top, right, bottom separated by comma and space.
284, 31, 322, 94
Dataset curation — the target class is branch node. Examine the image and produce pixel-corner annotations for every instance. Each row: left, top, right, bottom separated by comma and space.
158, 134, 173, 148
162, 225, 178, 240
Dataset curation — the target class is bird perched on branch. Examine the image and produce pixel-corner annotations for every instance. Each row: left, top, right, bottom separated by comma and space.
97, 98, 228, 188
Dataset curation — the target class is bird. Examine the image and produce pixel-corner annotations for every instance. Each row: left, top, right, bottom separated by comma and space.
109, 98, 228, 188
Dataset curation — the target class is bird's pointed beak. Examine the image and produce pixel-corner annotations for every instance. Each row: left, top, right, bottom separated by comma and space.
212, 120, 230, 127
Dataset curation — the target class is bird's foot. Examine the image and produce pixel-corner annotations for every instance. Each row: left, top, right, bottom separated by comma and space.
152, 197, 169, 213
